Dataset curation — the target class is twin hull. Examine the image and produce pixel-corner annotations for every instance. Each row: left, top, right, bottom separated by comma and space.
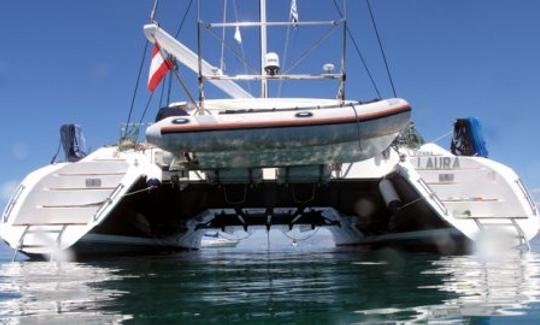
1, 142, 538, 259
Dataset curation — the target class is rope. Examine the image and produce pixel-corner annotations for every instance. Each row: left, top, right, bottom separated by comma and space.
50, 140, 62, 164
429, 130, 453, 144
123, 185, 159, 198
220, 230, 253, 241
167, 68, 173, 104
398, 196, 425, 211
151, 39, 198, 107
126, 0, 194, 128
350, 103, 364, 150
174, 0, 194, 38
223, 184, 248, 205
159, 73, 167, 107
283, 227, 321, 243
123, 41, 149, 138
137, 91, 155, 124
366, 0, 397, 97
205, 27, 259, 74
332, 0, 381, 99
291, 184, 316, 204
283, 24, 337, 74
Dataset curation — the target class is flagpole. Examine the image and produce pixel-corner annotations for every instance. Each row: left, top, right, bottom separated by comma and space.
259, 0, 268, 98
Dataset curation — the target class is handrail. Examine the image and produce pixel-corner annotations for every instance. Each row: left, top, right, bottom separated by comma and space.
93, 184, 125, 222
2, 185, 25, 224
207, 20, 343, 28
417, 178, 448, 215
205, 73, 342, 81
515, 179, 538, 216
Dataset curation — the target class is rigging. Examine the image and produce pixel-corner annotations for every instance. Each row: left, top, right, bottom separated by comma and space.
366, 0, 397, 97
332, 0, 381, 99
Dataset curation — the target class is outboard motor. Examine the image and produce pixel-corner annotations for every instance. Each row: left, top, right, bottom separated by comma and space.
51, 124, 87, 163
60, 124, 87, 162
451, 117, 488, 158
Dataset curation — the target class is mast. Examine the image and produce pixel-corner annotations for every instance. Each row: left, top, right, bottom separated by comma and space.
259, 0, 268, 98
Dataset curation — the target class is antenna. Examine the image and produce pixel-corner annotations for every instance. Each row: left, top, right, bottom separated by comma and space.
259, 0, 268, 98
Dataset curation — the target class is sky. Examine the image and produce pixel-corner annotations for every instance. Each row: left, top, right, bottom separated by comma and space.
1, 0, 540, 207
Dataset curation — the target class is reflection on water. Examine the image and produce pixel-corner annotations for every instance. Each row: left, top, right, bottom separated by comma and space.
0, 237, 540, 323
0, 262, 133, 324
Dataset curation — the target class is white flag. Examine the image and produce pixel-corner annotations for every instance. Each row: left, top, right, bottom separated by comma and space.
234, 25, 242, 44
290, 0, 299, 23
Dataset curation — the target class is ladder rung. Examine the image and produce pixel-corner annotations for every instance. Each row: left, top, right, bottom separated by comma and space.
469, 216, 529, 219
17, 223, 88, 226
20, 245, 49, 249
26, 229, 63, 234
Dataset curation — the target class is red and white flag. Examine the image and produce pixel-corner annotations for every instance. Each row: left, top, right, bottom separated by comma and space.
148, 44, 173, 92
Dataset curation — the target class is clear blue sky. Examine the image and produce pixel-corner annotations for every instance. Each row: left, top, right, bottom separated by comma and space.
1, 0, 540, 206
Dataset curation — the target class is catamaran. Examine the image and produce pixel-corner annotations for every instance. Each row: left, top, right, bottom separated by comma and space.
1, 0, 538, 259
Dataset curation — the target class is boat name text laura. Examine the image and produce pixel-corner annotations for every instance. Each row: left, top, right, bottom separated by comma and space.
416, 156, 461, 170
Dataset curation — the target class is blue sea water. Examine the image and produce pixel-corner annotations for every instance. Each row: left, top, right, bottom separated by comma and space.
1, 230, 540, 324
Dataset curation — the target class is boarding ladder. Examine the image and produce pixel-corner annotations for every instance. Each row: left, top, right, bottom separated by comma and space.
469, 216, 530, 251
11, 223, 83, 261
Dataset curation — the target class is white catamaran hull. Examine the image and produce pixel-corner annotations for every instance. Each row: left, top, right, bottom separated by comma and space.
1, 141, 538, 259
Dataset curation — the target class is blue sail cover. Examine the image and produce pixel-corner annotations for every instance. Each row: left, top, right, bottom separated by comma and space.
450, 117, 489, 158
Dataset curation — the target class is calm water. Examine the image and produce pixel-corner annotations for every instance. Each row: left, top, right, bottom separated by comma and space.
1, 230, 540, 324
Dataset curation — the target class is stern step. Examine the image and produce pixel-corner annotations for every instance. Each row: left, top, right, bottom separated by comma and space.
471, 216, 530, 250
12, 223, 71, 261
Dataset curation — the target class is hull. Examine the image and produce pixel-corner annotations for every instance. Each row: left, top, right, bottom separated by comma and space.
334, 228, 470, 254
1, 142, 538, 260
69, 234, 189, 258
